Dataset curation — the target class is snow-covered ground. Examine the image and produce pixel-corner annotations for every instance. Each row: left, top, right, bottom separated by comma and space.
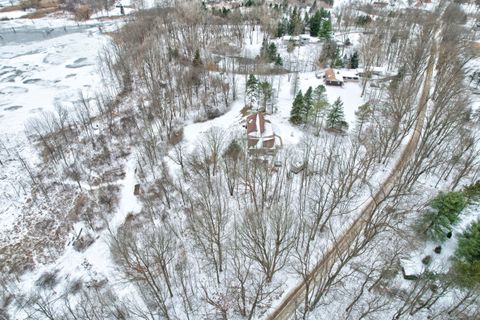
0, 9, 29, 19
0, 17, 119, 257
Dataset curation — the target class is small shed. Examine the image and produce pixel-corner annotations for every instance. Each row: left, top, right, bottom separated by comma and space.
324, 68, 344, 86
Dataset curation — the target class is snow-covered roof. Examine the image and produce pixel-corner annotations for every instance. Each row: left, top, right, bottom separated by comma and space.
246, 113, 275, 149
325, 68, 344, 82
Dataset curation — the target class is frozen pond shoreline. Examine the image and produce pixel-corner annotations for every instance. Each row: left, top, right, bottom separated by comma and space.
0, 22, 107, 45
0, 16, 120, 249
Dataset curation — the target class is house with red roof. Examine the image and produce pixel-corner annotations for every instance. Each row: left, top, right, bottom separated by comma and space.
246, 112, 279, 153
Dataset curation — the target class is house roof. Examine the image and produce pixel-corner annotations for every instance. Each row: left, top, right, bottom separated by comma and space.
246, 113, 275, 149
247, 112, 273, 137
325, 68, 343, 82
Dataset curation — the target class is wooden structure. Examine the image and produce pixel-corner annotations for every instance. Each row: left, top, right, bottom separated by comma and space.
324, 68, 344, 86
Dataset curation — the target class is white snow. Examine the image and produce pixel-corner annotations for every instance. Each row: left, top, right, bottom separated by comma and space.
0, 17, 119, 262
0, 9, 29, 19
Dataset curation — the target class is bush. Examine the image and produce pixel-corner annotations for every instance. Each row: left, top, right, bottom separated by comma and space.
35, 270, 59, 289
422, 255, 432, 265
75, 4, 91, 20
452, 221, 480, 287
421, 192, 466, 242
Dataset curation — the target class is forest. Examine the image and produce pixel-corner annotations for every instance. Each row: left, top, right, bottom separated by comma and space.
1, 0, 480, 319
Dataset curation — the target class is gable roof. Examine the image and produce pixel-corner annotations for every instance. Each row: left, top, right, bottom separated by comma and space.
246, 112, 275, 149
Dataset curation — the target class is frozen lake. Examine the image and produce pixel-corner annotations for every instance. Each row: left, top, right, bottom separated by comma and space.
0, 22, 106, 45
0, 19, 117, 133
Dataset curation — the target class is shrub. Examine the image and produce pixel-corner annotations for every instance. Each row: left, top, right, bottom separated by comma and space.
422, 255, 432, 265
75, 4, 91, 20
421, 192, 466, 242
35, 270, 59, 289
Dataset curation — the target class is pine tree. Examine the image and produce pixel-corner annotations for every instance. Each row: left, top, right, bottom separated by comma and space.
267, 43, 278, 61
333, 48, 343, 67
260, 37, 268, 58
258, 81, 274, 113
326, 97, 348, 131
192, 49, 203, 67
318, 18, 332, 39
303, 86, 313, 121
355, 102, 372, 123
313, 84, 326, 100
456, 221, 480, 264
276, 17, 288, 37
309, 10, 322, 37
246, 74, 259, 108
275, 54, 283, 66
453, 221, 480, 287
290, 91, 304, 125
422, 192, 466, 242
288, 7, 302, 35
310, 85, 329, 126
319, 8, 329, 19
349, 51, 359, 69
304, 12, 310, 25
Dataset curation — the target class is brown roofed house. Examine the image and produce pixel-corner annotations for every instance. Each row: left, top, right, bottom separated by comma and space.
246, 112, 275, 151
324, 68, 344, 86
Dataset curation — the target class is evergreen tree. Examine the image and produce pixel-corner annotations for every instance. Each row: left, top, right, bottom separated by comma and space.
246, 75, 259, 108
260, 40, 282, 65
258, 81, 274, 113
333, 48, 343, 67
456, 221, 480, 264
267, 43, 278, 61
309, 10, 322, 37
314, 84, 326, 99
326, 97, 348, 131
319, 7, 329, 19
290, 91, 304, 124
318, 18, 332, 39
349, 51, 359, 69
355, 15, 372, 26
421, 192, 466, 242
260, 37, 268, 58
310, 85, 329, 126
276, 17, 288, 37
274, 54, 283, 66
221, 7, 230, 17
463, 181, 480, 201
355, 102, 372, 124
453, 220, 480, 287
303, 86, 313, 121
288, 7, 302, 35
192, 49, 203, 67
